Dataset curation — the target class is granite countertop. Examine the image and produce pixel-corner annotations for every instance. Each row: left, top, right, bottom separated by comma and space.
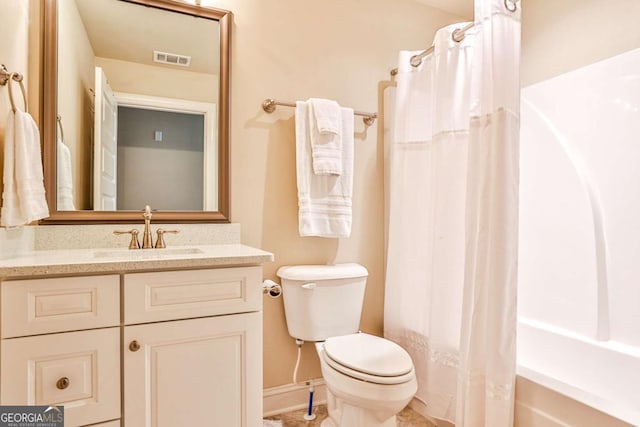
0, 244, 274, 278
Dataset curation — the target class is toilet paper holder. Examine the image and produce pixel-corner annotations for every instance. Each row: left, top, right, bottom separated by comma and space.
262, 279, 282, 298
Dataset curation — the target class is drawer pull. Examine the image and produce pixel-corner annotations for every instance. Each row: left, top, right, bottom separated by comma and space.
129, 340, 141, 352
56, 377, 70, 390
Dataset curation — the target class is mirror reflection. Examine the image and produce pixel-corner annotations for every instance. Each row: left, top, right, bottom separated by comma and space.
55, 0, 220, 212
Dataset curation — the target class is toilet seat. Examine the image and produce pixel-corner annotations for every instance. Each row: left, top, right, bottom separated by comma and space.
322, 333, 415, 385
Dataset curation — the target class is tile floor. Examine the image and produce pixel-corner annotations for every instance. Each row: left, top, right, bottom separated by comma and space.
264, 404, 435, 426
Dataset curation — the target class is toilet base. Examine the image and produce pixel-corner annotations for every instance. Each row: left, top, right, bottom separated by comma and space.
321, 388, 397, 427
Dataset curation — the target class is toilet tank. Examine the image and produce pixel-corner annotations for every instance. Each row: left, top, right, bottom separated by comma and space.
277, 263, 368, 342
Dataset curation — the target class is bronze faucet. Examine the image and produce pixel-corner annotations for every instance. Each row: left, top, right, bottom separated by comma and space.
113, 229, 141, 249
141, 205, 154, 249
114, 205, 179, 249
155, 228, 180, 249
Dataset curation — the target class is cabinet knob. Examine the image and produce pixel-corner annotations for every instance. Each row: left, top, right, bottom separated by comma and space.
56, 377, 70, 390
129, 340, 141, 352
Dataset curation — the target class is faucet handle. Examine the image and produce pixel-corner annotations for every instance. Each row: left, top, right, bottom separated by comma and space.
155, 229, 179, 249
114, 229, 141, 249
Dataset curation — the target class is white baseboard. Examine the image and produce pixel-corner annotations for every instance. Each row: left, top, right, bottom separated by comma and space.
263, 379, 327, 417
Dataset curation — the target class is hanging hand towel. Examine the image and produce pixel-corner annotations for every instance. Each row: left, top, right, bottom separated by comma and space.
308, 98, 343, 175
1, 109, 50, 227
57, 137, 75, 211
295, 101, 354, 238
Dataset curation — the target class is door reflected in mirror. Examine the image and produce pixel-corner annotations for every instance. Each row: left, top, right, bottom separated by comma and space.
43, 0, 230, 223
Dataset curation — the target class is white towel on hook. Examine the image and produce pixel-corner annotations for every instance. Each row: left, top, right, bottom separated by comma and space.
56, 137, 75, 211
295, 101, 354, 238
1, 109, 50, 227
308, 98, 343, 175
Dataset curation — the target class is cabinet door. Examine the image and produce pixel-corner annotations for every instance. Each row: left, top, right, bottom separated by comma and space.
123, 312, 261, 427
1, 328, 120, 427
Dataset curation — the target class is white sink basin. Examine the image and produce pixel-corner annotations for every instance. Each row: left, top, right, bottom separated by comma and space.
92, 247, 204, 260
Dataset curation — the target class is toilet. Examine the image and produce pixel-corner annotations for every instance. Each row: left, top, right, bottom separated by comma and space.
277, 263, 417, 427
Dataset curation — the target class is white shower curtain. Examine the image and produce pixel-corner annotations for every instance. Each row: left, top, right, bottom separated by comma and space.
384, 0, 520, 426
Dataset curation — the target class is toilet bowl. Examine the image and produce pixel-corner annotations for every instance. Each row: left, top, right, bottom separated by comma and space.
316, 333, 417, 427
277, 264, 418, 427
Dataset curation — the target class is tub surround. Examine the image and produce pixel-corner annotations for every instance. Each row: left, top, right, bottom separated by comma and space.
517, 318, 639, 426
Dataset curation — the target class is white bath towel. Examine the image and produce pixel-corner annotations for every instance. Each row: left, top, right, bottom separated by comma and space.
56, 137, 75, 211
295, 101, 354, 238
309, 97, 341, 134
1, 109, 49, 227
308, 98, 343, 175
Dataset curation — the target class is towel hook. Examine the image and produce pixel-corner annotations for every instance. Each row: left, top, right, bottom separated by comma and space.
57, 115, 65, 142
0, 64, 12, 86
7, 72, 27, 113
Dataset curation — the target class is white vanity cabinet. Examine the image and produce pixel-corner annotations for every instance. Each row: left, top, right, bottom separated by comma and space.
122, 267, 263, 426
0, 275, 121, 427
0, 264, 265, 427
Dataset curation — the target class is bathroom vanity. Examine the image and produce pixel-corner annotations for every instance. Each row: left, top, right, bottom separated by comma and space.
0, 244, 273, 427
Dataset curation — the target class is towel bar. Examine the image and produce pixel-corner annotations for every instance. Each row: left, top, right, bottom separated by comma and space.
262, 98, 377, 126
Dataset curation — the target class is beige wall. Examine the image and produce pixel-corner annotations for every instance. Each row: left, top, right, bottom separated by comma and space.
521, 0, 640, 86
0, 0, 30, 220
58, 0, 95, 209
95, 57, 218, 104
207, 0, 461, 388
516, 1, 639, 426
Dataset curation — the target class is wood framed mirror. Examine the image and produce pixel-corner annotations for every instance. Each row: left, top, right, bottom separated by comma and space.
41, 0, 231, 223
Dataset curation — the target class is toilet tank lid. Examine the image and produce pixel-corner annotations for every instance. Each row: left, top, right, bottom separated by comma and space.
277, 263, 368, 281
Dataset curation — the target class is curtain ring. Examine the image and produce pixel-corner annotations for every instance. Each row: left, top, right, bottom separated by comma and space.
7, 73, 28, 113
57, 115, 65, 142
452, 29, 465, 43
410, 55, 422, 68
504, 0, 517, 12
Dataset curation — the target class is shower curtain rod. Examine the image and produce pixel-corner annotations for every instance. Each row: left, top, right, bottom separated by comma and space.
389, 0, 519, 76
389, 22, 475, 77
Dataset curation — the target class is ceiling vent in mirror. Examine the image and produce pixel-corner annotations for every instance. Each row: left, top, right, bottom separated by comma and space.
153, 50, 191, 67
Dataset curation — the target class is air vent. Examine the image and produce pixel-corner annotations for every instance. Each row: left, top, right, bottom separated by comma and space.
153, 50, 191, 67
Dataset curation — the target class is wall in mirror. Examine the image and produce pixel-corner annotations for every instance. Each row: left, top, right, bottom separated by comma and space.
44, 0, 230, 222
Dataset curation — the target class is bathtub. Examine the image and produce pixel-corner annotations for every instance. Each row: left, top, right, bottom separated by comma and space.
517, 317, 640, 426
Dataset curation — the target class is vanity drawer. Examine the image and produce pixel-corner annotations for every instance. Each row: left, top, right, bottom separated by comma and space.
1, 275, 120, 338
123, 267, 262, 324
0, 327, 121, 427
